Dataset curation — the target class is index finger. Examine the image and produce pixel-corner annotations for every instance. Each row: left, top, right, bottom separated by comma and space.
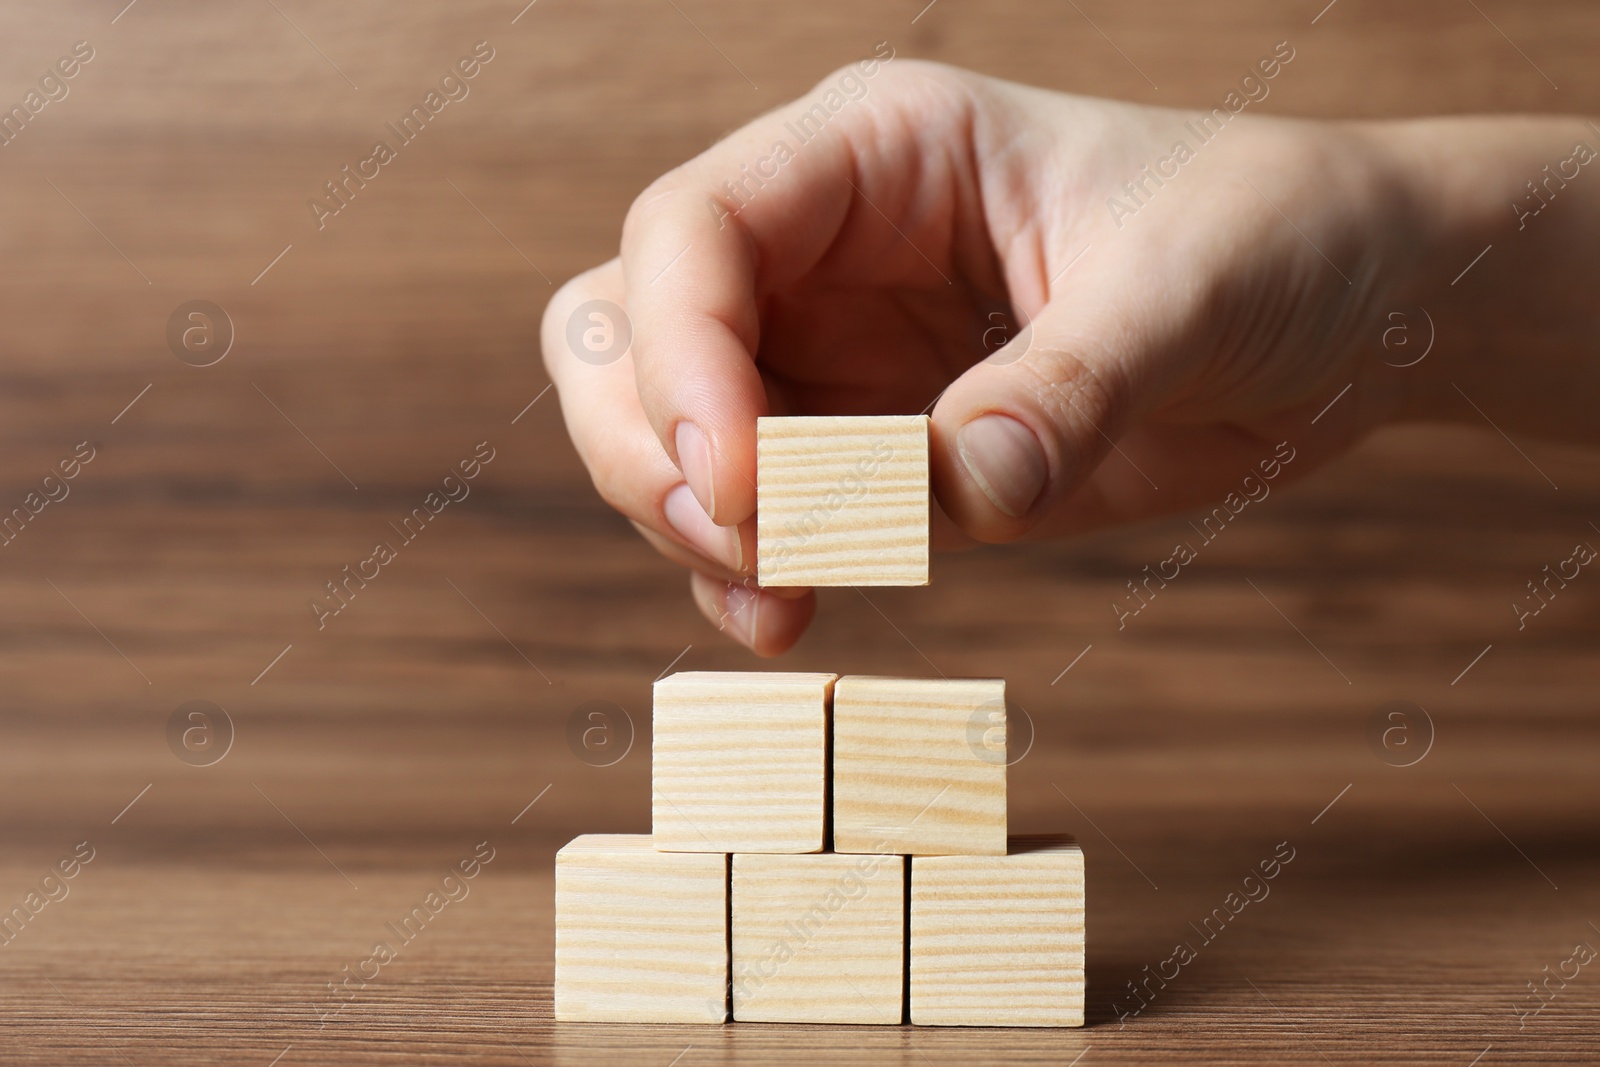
619, 50, 918, 527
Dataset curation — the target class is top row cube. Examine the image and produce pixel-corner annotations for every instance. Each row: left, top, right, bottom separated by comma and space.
756, 414, 929, 587
652, 671, 1007, 857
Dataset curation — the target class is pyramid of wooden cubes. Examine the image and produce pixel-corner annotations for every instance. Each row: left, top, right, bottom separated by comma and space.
555, 675, 1086, 1026
553, 416, 1085, 1027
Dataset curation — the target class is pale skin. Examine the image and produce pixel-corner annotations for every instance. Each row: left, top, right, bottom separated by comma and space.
540, 57, 1600, 655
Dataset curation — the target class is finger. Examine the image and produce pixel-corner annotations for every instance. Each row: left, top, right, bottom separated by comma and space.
541, 261, 753, 575
1019, 420, 1306, 541
931, 263, 1188, 543
632, 520, 745, 586
619, 56, 964, 526
689, 572, 817, 657
633, 520, 810, 596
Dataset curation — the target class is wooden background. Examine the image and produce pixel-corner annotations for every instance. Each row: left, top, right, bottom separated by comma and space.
2, 0, 1598, 1062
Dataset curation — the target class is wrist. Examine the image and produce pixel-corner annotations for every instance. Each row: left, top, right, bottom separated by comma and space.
1359, 115, 1600, 438
1350, 118, 1487, 426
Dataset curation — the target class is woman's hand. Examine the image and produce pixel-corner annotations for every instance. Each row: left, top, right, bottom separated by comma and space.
541, 55, 1595, 655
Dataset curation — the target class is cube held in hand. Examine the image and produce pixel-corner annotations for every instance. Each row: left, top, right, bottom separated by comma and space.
756, 414, 930, 587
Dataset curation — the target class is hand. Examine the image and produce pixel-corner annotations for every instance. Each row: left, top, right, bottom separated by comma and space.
540, 56, 1586, 655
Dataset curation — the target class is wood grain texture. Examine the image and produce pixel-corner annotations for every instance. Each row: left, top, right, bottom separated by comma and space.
910, 835, 1085, 1027
2, 0, 1599, 1062
832, 676, 1007, 856
731, 852, 906, 1024
554, 835, 728, 1023
756, 416, 930, 587
652, 672, 835, 853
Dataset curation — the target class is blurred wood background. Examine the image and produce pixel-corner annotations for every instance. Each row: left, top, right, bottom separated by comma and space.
1, 0, 1597, 1062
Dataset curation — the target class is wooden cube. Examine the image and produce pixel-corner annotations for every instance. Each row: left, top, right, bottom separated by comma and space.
652, 671, 835, 853
553, 834, 729, 1023
910, 835, 1085, 1027
731, 852, 906, 1024
832, 676, 1006, 856
756, 414, 930, 587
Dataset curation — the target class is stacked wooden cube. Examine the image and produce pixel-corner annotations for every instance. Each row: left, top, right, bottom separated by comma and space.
553, 416, 1085, 1027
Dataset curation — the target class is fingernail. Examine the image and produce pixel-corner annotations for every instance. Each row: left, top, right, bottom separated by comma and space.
664, 483, 742, 572
957, 414, 1048, 518
675, 421, 716, 520
722, 583, 761, 648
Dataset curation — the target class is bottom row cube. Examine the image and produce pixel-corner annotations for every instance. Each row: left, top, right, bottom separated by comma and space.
554, 834, 1084, 1026
733, 852, 906, 1024
553, 835, 728, 1024
911, 835, 1086, 1027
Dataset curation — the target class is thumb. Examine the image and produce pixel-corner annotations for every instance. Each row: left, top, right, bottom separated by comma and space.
930, 293, 1168, 543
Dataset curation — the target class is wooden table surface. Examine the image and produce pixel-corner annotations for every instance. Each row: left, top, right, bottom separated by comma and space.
3, 1, 1598, 1063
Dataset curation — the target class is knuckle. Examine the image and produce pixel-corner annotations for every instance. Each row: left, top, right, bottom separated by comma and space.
1023, 348, 1121, 425
540, 262, 628, 376
588, 434, 676, 521
593, 476, 632, 515
864, 57, 972, 101
621, 174, 685, 250
590, 451, 648, 516
1013, 344, 1132, 473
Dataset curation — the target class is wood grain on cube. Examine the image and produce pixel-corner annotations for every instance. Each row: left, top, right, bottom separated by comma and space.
910, 835, 1085, 1027
652, 671, 835, 853
832, 676, 1006, 856
554, 834, 729, 1023
756, 415, 930, 587
731, 853, 906, 1024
